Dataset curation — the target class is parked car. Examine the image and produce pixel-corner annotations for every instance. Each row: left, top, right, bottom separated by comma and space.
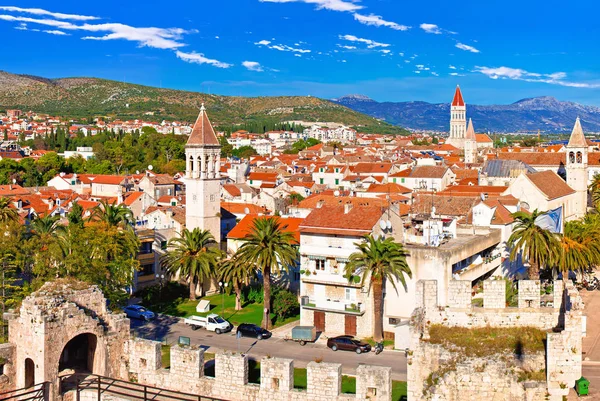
327, 335, 371, 354
123, 305, 155, 321
184, 314, 232, 334
236, 323, 272, 340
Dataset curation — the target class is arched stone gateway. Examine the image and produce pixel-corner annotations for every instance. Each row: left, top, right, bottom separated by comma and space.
4, 279, 130, 398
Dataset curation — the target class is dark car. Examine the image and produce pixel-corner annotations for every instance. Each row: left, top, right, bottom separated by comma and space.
123, 305, 155, 321
236, 323, 272, 340
327, 335, 371, 354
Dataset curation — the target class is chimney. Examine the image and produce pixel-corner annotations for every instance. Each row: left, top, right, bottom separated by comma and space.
316, 200, 325, 209
344, 202, 353, 214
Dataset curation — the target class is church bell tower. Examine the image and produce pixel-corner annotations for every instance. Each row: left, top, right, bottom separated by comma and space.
565, 117, 588, 218
447, 85, 467, 148
185, 104, 221, 241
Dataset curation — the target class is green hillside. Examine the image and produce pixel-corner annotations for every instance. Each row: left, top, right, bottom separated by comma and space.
0, 71, 408, 134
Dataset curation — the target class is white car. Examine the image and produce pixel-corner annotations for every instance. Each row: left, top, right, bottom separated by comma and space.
183, 314, 232, 334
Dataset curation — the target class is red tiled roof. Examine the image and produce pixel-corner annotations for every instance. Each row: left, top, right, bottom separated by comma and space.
227, 215, 303, 243
222, 184, 242, 197
300, 204, 383, 236
475, 133, 493, 143
221, 202, 267, 215
526, 171, 575, 200
366, 183, 412, 194
452, 85, 465, 107
186, 106, 219, 146
89, 175, 127, 185
351, 162, 393, 174
122, 191, 144, 206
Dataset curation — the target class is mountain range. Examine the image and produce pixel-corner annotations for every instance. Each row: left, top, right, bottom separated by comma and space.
0, 71, 406, 134
332, 94, 600, 133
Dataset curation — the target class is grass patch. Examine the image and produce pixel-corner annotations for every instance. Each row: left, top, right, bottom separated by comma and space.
166, 293, 299, 328
162, 345, 214, 370
426, 325, 546, 357
363, 337, 395, 348
517, 369, 546, 382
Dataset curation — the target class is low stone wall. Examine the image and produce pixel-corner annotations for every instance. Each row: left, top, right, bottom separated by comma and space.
408, 279, 583, 401
128, 340, 392, 401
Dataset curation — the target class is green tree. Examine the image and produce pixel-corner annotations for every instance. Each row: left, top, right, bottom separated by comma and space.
162, 229, 223, 300
67, 201, 84, 227
508, 210, 560, 278
89, 199, 134, 229
219, 255, 257, 310
589, 173, 600, 208
0, 197, 18, 224
236, 218, 298, 329
344, 235, 412, 342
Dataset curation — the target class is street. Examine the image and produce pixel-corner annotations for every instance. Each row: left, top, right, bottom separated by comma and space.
131, 315, 408, 381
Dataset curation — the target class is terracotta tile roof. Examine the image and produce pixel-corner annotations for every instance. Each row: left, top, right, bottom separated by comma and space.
296, 194, 388, 210
89, 175, 128, 185
76, 200, 99, 210
351, 162, 393, 174
475, 133, 493, 143
248, 172, 278, 181
412, 194, 479, 217
122, 191, 144, 206
300, 204, 383, 236
389, 169, 412, 178
526, 170, 575, 200
287, 181, 315, 188
366, 183, 412, 194
221, 202, 268, 215
145, 174, 176, 185
222, 184, 242, 197
186, 106, 219, 146
0, 184, 30, 197
438, 185, 506, 197
145, 205, 186, 225
409, 166, 450, 179
496, 152, 566, 166
227, 215, 303, 243
452, 85, 465, 107
451, 168, 478, 180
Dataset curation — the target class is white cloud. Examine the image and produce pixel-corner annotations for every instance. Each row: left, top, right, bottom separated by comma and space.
44, 29, 69, 35
474, 66, 600, 88
0, 6, 98, 20
337, 44, 357, 50
353, 13, 409, 31
339, 34, 389, 48
431, 72, 439, 76
414, 71, 421, 74
259, 0, 363, 12
242, 61, 264, 72
380, 49, 391, 54
0, 14, 192, 49
175, 51, 232, 68
420, 23, 441, 34
255, 40, 271, 46
255, 39, 310, 53
215, 35, 219, 39
449, 65, 456, 70
455, 43, 480, 53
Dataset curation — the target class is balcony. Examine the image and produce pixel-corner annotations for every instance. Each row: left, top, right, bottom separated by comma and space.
454, 254, 502, 281
301, 271, 362, 288
301, 297, 365, 315
136, 252, 156, 264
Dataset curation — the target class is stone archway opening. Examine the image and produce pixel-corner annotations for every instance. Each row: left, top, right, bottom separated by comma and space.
58, 333, 97, 374
24, 358, 34, 388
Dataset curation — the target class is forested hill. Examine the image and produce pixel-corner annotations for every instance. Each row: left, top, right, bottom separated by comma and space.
0, 71, 407, 134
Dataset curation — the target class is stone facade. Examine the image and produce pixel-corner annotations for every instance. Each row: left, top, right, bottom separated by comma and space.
4, 280, 130, 399
407, 279, 583, 401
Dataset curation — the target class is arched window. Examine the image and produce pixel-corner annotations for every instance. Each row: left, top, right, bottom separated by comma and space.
569, 152, 575, 163
577, 152, 582, 163
189, 155, 194, 172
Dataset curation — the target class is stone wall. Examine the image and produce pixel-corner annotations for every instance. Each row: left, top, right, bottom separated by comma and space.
128, 339, 392, 401
407, 279, 583, 401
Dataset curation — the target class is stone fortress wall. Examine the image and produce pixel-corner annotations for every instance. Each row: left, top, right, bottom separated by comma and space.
407, 279, 583, 401
126, 338, 392, 401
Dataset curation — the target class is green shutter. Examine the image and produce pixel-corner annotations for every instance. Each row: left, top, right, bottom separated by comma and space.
320, 178, 324, 185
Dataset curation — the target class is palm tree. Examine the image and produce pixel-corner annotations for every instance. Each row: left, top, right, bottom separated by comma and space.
0, 197, 17, 224
554, 218, 600, 279
29, 214, 63, 238
589, 173, 600, 207
344, 235, 412, 342
508, 209, 560, 279
89, 199, 133, 229
161, 229, 223, 300
219, 255, 257, 310
236, 217, 298, 329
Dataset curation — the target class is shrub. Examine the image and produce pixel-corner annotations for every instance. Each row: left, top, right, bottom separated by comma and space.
242, 284, 264, 304
135, 282, 188, 311
272, 287, 300, 320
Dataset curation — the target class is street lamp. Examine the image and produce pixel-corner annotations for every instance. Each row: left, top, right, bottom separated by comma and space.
155, 273, 165, 301
219, 281, 228, 315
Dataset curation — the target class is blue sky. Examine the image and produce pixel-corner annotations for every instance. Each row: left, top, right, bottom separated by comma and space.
2, 1, 600, 105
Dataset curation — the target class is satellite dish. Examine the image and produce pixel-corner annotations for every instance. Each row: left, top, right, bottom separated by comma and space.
136, 170, 140, 175
244, 207, 250, 214
72, 173, 77, 179
386, 220, 392, 229
334, 190, 340, 197
148, 165, 154, 171
12, 179, 16, 184
379, 220, 386, 230
480, 193, 485, 201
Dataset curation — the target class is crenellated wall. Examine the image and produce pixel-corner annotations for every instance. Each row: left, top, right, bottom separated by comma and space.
128, 339, 393, 401
408, 279, 583, 401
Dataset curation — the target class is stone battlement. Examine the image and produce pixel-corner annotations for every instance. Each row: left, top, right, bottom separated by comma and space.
128, 338, 392, 401
407, 279, 584, 401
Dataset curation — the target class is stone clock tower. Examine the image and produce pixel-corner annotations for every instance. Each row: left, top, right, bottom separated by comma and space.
185, 104, 221, 241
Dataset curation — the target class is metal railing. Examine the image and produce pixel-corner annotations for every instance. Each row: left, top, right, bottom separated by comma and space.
60, 373, 227, 401
0, 382, 49, 401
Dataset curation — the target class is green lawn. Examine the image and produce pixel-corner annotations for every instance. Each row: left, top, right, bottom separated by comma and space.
162, 293, 299, 328
161, 345, 214, 369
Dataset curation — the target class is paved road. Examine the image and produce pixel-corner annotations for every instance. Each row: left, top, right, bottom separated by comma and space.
131, 315, 407, 381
